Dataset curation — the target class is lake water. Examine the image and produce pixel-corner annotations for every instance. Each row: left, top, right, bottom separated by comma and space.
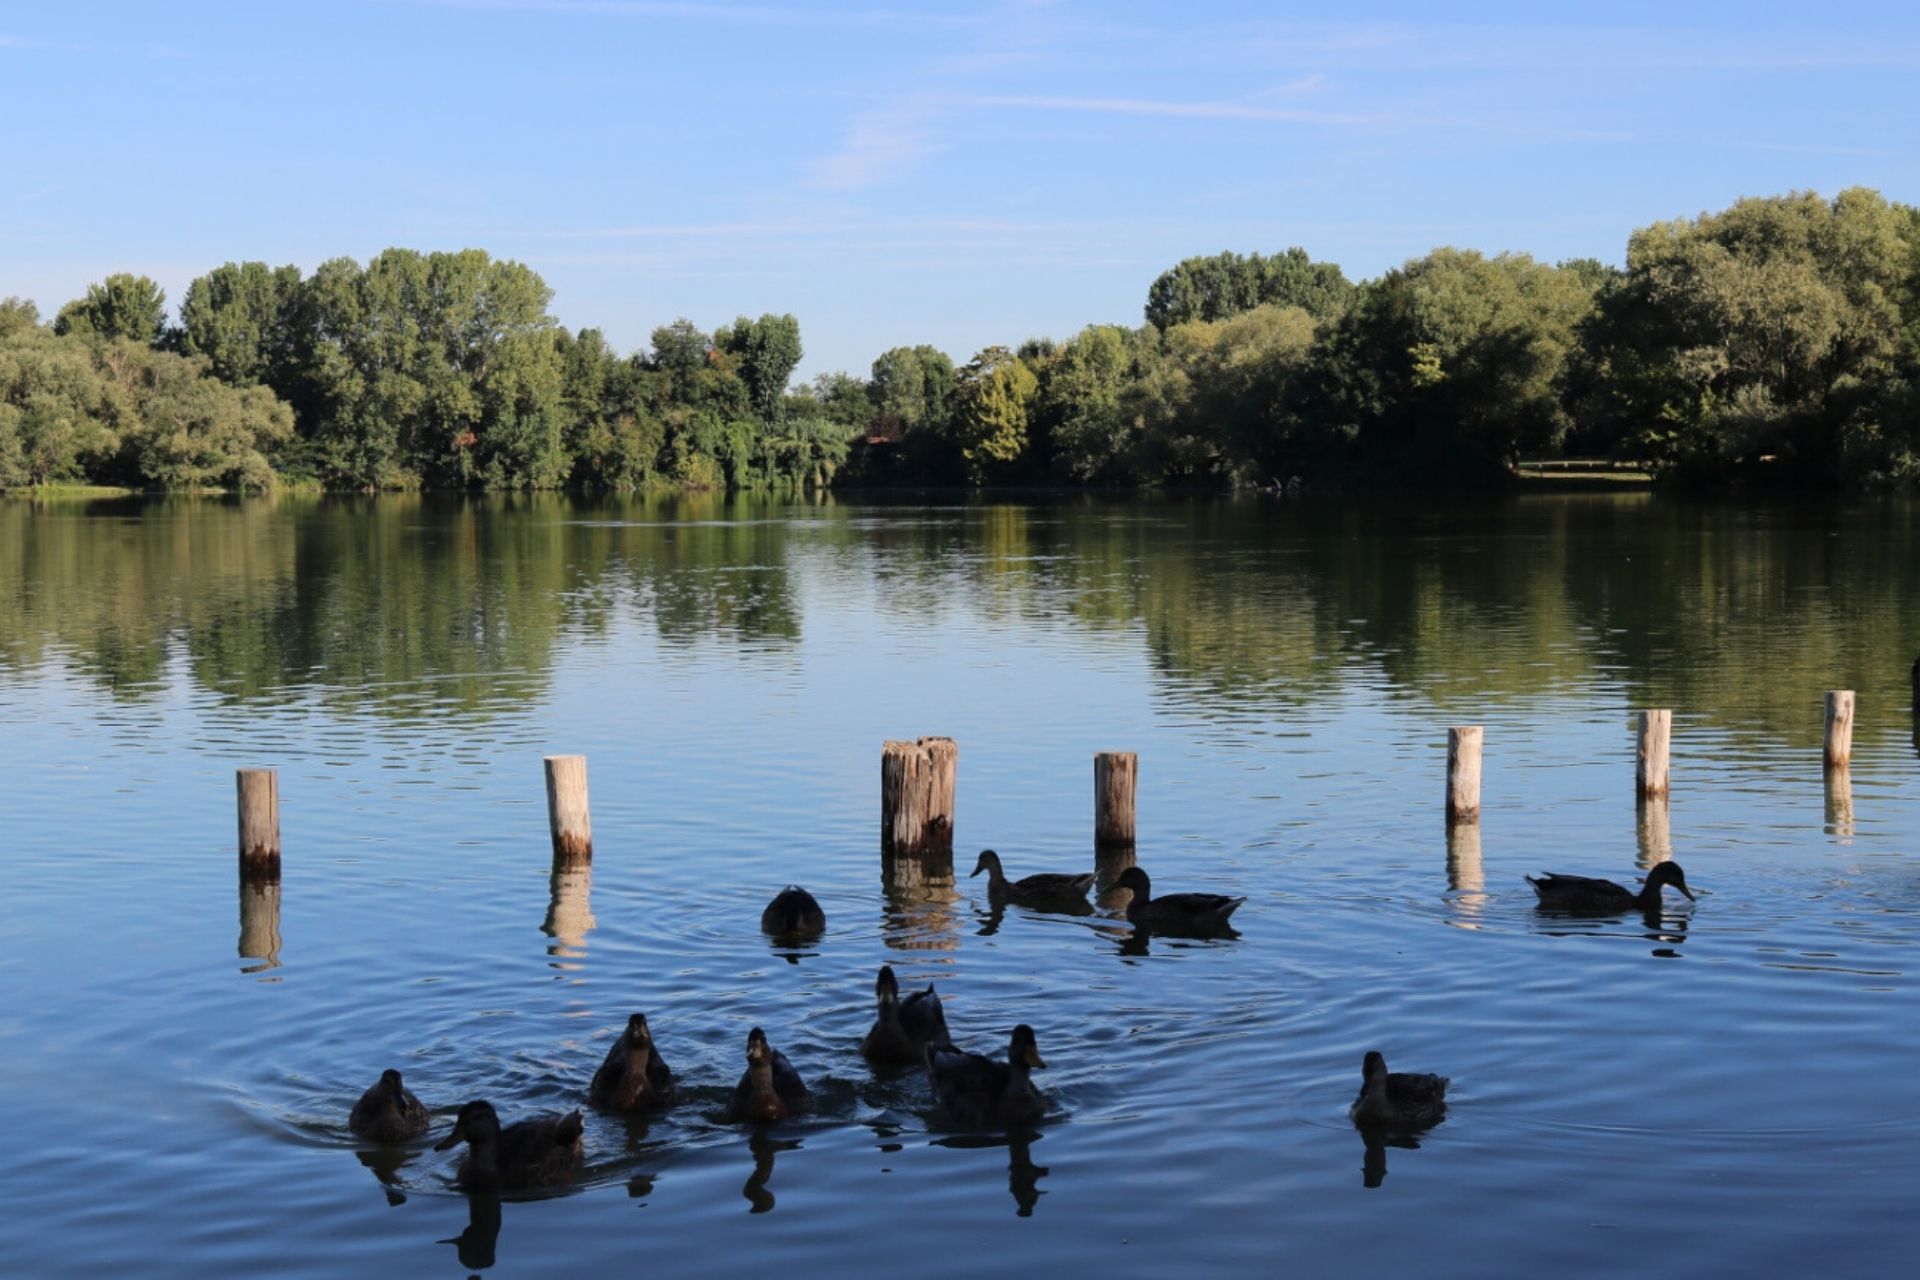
1, 492, 1916, 1277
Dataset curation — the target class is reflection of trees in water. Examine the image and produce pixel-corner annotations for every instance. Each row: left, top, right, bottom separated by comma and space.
4, 494, 1917, 744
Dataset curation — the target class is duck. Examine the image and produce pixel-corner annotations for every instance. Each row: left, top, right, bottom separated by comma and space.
1349, 1051, 1449, 1129
1112, 865, 1245, 935
588, 1012, 676, 1111
1527, 861, 1695, 914
725, 1027, 813, 1124
860, 964, 953, 1064
927, 1024, 1049, 1128
970, 849, 1095, 909
348, 1067, 430, 1143
761, 885, 826, 939
433, 1100, 584, 1192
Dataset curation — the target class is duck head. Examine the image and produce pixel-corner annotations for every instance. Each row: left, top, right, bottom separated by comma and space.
874, 964, 900, 1007
1113, 866, 1152, 901
434, 1100, 499, 1152
745, 1027, 772, 1068
1010, 1024, 1047, 1070
1362, 1050, 1388, 1084
378, 1068, 410, 1106
624, 1012, 654, 1053
1648, 861, 1695, 901
969, 849, 1003, 879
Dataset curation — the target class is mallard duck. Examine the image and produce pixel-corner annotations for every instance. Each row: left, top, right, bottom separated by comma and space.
761, 885, 826, 938
349, 1067, 430, 1143
1527, 861, 1695, 913
1349, 1051, 1448, 1129
725, 1027, 812, 1124
860, 964, 953, 1064
589, 1012, 676, 1111
1112, 865, 1244, 934
928, 1024, 1049, 1128
433, 1100, 583, 1192
970, 849, 1095, 908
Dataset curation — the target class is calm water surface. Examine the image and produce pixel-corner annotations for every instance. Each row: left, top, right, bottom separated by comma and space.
1, 493, 1917, 1277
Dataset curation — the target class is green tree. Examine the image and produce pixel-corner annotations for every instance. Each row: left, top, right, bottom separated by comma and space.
53, 273, 168, 345
716, 313, 803, 425
177, 261, 304, 388
1146, 249, 1352, 330
1040, 324, 1138, 482
953, 346, 1038, 482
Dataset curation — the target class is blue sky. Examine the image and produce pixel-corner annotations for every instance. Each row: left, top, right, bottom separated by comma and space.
3, 1, 1918, 378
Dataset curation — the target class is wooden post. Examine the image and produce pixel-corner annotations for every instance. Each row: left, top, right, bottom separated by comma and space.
1636, 710, 1671, 799
1446, 727, 1482, 825
544, 755, 592, 862
236, 768, 280, 874
1823, 691, 1855, 769
881, 737, 956, 861
1094, 751, 1137, 849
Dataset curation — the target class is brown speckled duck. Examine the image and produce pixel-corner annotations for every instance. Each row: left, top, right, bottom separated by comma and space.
349, 1068, 429, 1143
725, 1027, 812, 1124
1349, 1051, 1449, 1130
927, 1024, 1049, 1128
970, 849, 1095, 909
861, 964, 953, 1065
761, 886, 826, 939
589, 1012, 676, 1111
433, 1100, 583, 1192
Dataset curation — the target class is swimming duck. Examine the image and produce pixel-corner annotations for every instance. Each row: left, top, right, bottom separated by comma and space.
725, 1027, 813, 1124
1349, 1051, 1448, 1129
970, 849, 1095, 908
1112, 865, 1245, 935
860, 964, 953, 1064
433, 1100, 584, 1192
761, 885, 826, 939
1527, 861, 1695, 914
349, 1068, 430, 1143
589, 1012, 676, 1111
927, 1024, 1050, 1128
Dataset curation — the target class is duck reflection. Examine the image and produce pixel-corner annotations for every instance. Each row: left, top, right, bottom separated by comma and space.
931, 1129, 1049, 1217
541, 861, 596, 966
1635, 796, 1672, 869
438, 1193, 502, 1271
1824, 766, 1853, 839
742, 1129, 800, 1214
354, 1146, 415, 1206
1357, 1128, 1425, 1190
238, 871, 281, 974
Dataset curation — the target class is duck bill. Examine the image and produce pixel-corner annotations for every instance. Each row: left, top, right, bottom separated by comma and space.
432, 1121, 465, 1152
1023, 1047, 1048, 1070
1679, 885, 1696, 901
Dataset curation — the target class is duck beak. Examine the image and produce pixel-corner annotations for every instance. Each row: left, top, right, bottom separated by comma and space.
969, 865, 984, 877
1680, 884, 1696, 901
1024, 1046, 1048, 1070
432, 1121, 464, 1152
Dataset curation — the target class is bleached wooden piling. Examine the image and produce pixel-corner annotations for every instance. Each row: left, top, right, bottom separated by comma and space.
544, 755, 593, 862
1446, 727, 1482, 825
1824, 692, 1855, 769
881, 737, 957, 861
1094, 751, 1137, 849
1636, 710, 1671, 799
236, 768, 280, 873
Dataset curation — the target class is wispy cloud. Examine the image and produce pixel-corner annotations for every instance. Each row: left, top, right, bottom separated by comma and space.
810, 98, 944, 190
964, 93, 1368, 125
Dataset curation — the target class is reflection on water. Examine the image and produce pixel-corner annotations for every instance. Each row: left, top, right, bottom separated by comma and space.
439, 1194, 502, 1271
931, 1130, 1049, 1217
354, 1148, 414, 1206
880, 875, 961, 952
742, 1131, 799, 1214
541, 863, 595, 963
1359, 1128, 1427, 1191
1635, 797, 1672, 869
1825, 767, 1855, 839
238, 873, 281, 974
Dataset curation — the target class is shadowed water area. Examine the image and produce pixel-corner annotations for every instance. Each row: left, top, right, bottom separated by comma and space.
1, 492, 1917, 1276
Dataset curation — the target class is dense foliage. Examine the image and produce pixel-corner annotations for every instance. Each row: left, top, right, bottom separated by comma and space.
4, 188, 1917, 492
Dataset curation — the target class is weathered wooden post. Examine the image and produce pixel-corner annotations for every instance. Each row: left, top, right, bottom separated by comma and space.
236, 768, 280, 875
1636, 710, 1671, 799
1446, 727, 1482, 825
1824, 692, 1855, 769
544, 755, 592, 862
238, 875, 282, 973
881, 737, 956, 861
1094, 751, 1137, 850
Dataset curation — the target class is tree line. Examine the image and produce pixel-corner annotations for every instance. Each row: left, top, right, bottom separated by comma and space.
4, 187, 1917, 493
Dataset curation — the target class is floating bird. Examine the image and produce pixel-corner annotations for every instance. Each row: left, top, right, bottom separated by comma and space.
1349, 1051, 1449, 1129
1112, 865, 1245, 935
726, 1027, 813, 1124
433, 1100, 583, 1192
589, 1012, 676, 1111
761, 885, 826, 939
970, 849, 1095, 909
861, 964, 953, 1064
1527, 861, 1695, 914
349, 1068, 430, 1143
928, 1024, 1050, 1128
